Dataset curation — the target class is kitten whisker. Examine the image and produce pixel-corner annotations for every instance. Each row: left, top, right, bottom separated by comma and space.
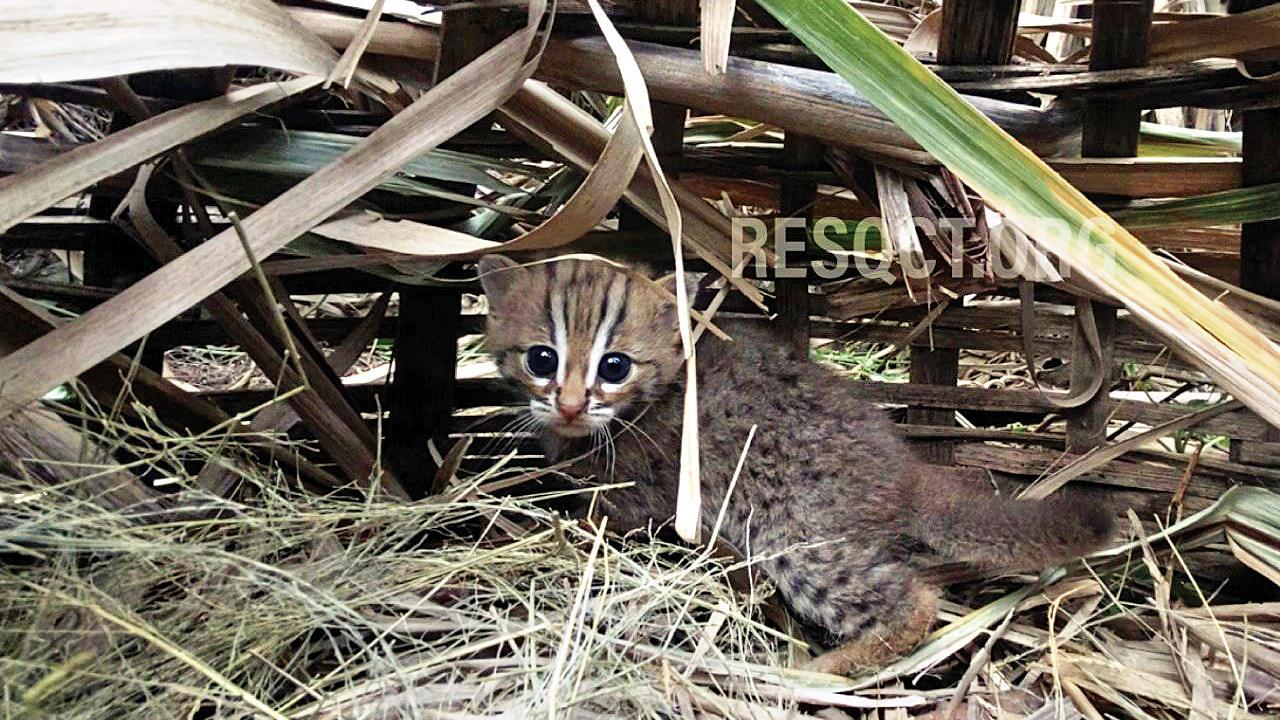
588, 425, 606, 475
490, 414, 531, 453
611, 415, 666, 462
606, 425, 618, 481
474, 411, 521, 455
482, 411, 541, 458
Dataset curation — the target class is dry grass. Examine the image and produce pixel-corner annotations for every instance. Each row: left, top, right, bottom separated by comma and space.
3, 1, 1280, 717
2, 395, 1279, 719
0, 411, 803, 718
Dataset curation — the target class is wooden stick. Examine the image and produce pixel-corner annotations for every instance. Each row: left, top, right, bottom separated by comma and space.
774, 135, 821, 356
287, 7, 1078, 162
1230, 0, 1280, 462
907, 0, 1022, 464
1067, 0, 1152, 452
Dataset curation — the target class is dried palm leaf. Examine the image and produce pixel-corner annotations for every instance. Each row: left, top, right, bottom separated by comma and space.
0, 0, 337, 82
0, 0, 549, 418
1147, 5, 1280, 63
0, 78, 320, 235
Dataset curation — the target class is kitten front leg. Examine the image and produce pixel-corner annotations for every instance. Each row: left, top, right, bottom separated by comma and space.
803, 581, 938, 677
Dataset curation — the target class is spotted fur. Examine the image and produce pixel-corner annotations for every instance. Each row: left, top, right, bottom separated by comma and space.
478, 255, 1113, 675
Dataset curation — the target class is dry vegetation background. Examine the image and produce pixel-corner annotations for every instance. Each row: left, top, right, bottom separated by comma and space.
2, 0, 1280, 718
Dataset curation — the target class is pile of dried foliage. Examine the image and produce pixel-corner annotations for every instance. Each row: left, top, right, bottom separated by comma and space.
3, 0, 1280, 717
2, 400, 1279, 718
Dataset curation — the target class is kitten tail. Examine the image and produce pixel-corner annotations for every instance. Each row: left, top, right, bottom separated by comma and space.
908, 476, 1114, 570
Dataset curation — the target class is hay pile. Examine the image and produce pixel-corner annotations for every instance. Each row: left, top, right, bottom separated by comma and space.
2, 403, 1280, 719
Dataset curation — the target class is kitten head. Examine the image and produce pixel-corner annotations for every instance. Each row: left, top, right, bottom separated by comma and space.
478, 255, 684, 438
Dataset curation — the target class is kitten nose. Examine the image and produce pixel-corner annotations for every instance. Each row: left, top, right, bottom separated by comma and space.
556, 397, 588, 421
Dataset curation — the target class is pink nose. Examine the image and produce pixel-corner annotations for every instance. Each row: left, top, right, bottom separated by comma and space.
557, 398, 588, 421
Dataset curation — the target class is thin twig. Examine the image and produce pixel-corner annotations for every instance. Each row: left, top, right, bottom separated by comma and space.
226, 211, 309, 385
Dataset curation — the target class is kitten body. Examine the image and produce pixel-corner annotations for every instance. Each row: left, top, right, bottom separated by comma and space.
478, 256, 1112, 673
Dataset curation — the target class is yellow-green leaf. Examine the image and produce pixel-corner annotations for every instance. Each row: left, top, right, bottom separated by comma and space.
757, 0, 1280, 428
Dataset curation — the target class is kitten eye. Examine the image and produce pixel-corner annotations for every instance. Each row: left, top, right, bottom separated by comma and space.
597, 352, 633, 384
524, 345, 558, 378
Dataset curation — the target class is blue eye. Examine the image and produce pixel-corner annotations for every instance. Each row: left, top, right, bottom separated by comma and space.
525, 345, 558, 378
598, 353, 632, 384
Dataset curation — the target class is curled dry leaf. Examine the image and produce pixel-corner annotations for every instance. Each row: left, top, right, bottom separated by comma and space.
0, 78, 321, 235
0, 0, 551, 418
0, 0, 337, 83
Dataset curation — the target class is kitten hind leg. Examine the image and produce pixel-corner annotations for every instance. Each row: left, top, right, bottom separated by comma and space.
803, 581, 938, 677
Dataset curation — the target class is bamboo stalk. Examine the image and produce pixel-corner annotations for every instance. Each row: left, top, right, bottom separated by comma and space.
286, 7, 1078, 162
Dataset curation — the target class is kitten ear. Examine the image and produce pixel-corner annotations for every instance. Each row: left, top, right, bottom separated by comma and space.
654, 272, 695, 329
658, 272, 702, 302
477, 254, 526, 309
656, 271, 690, 299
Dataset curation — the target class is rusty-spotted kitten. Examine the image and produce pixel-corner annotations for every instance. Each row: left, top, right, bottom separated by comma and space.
478, 254, 1113, 675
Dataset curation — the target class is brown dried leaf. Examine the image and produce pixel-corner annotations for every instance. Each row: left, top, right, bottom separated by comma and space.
0, 1, 549, 418
0, 78, 321, 235
0, 0, 336, 83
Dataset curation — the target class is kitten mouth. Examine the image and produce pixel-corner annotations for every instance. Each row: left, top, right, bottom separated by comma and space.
552, 420, 593, 438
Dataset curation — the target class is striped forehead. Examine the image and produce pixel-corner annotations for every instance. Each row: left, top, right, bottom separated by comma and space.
545, 262, 629, 379
547, 263, 627, 341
